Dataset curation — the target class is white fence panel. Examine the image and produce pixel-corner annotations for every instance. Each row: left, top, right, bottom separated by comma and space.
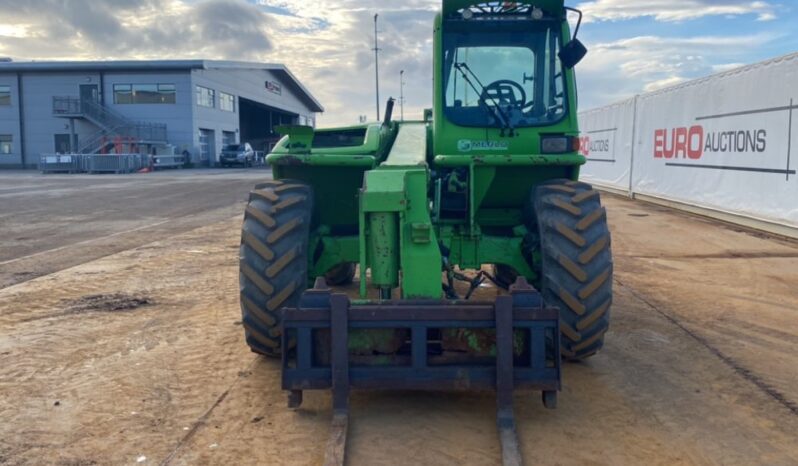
579, 53, 798, 230
632, 54, 798, 227
577, 97, 636, 191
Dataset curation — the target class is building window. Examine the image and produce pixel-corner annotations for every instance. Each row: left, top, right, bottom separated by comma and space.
0, 85, 10, 106
220, 92, 235, 112
196, 86, 215, 108
155, 84, 176, 103
0, 135, 12, 154
113, 84, 176, 104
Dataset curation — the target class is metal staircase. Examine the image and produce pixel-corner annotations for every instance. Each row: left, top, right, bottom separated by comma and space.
53, 97, 168, 154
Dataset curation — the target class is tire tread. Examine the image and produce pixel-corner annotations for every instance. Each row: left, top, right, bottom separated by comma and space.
533, 180, 613, 360
239, 180, 312, 357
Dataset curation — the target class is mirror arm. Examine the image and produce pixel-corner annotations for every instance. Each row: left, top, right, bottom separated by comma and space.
564, 7, 583, 40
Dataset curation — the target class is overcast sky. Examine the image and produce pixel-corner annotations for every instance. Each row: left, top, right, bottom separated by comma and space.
1, 0, 796, 126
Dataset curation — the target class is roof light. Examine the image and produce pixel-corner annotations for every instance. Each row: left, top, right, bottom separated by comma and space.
531, 7, 544, 20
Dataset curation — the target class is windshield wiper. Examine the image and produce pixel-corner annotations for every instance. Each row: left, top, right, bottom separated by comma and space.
453, 63, 515, 137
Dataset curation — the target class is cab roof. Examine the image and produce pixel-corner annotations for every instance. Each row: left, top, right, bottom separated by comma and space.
442, 0, 566, 17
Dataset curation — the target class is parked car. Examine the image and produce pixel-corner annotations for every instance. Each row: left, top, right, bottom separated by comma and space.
220, 143, 255, 167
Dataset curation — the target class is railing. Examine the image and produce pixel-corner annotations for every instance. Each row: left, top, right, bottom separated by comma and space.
76, 125, 168, 154
38, 154, 83, 173
52, 96, 82, 115
53, 97, 168, 153
39, 153, 150, 174
81, 98, 129, 130
53, 96, 129, 127
77, 129, 119, 154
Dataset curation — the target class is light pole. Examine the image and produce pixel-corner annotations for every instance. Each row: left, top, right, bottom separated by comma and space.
373, 14, 381, 121
400, 70, 405, 121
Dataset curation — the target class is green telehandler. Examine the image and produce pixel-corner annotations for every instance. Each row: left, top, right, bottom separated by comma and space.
239, 1, 611, 464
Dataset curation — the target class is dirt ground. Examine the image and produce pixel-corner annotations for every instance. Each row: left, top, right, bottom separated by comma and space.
1, 173, 797, 465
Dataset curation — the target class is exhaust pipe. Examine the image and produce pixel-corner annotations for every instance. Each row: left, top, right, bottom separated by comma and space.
383, 98, 396, 125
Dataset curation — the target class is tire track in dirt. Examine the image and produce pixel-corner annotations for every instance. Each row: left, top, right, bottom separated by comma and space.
158, 356, 258, 466
614, 277, 798, 416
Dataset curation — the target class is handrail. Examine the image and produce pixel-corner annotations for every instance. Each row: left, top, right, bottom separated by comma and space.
53, 96, 168, 153
52, 96, 82, 115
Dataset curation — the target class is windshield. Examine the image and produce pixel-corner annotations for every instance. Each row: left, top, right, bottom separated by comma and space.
443, 21, 566, 128
223, 144, 242, 151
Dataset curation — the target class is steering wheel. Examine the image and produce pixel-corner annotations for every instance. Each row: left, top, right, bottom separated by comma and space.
480, 80, 527, 109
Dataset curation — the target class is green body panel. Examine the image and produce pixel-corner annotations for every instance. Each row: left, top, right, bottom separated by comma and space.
270, 123, 383, 156
266, 0, 583, 305
382, 123, 429, 166
269, 154, 375, 167
359, 123, 443, 299
397, 169, 443, 298
310, 235, 358, 279
438, 227, 534, 277
434, 154, 585, 167
274, 165, 366, 229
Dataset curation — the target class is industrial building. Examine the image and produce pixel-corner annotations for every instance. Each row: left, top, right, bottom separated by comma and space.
0, 60, 324, 168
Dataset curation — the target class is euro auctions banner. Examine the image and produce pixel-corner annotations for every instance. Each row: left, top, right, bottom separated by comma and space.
578, 52, 798, 228
633, 54, 797, 227
577, 98, 636, 190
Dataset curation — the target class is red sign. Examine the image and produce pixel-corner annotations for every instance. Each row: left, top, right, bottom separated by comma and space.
653, 126, 767, 159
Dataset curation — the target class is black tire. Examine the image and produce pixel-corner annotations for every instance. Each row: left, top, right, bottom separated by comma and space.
239, 180, 313, 357
324, 263, 356, 286
531, 180, 613, 360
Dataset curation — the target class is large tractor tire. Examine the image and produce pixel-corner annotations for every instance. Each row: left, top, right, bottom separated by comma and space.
239, 180, 313, 357
531, 180, 613, 360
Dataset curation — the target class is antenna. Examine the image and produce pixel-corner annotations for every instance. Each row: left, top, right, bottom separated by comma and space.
400, 70, 405, 121
373, 14, 381, 121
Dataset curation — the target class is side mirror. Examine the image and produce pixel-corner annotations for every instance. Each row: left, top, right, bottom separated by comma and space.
561, 7, 588, 69
559, 39, 587, 69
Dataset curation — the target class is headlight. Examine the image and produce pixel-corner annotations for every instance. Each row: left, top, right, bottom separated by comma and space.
541, 135, 578, 154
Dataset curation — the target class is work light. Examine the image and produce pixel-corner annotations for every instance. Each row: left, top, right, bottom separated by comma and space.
541, 135, 578, 154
